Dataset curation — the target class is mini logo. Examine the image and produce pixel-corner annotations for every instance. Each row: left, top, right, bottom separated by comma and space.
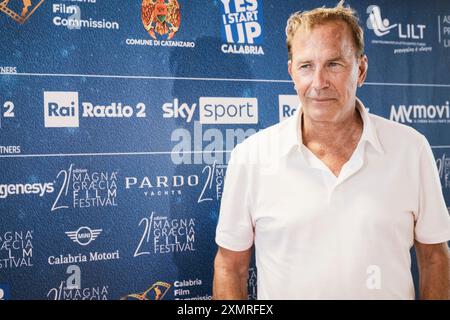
65, 227, 102, 246
278, 95, 300, 122
366, 5, 397, 36
44, 91, 79, 128
121, 281, 171, 300
142, 0, 181, 40
0, 0, 44, 24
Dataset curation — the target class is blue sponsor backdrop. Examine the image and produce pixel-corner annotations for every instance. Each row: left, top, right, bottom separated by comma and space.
0, 0, 449, 300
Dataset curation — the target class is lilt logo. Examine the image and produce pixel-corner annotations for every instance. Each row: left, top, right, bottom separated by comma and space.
278, 95, 300, 122
366, 5, 431, 54
366, 5, 397, 36
219, 0, 264, 55
367, 5, 426, 39
44, 92, 79, 128
65, 227, 102, 246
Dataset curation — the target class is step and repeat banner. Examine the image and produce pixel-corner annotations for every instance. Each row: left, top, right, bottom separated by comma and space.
0, 0, 449, 300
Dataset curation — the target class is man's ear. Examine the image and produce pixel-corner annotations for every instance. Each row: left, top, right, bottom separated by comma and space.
358, 54, 368, 87
288, 60, 293, 78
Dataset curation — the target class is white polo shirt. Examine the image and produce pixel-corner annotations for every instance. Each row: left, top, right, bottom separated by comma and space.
215, 98, 450, 300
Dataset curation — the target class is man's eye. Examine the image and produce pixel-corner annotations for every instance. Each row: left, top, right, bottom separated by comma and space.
329, 62, 341, 67
299, 64, 311, 69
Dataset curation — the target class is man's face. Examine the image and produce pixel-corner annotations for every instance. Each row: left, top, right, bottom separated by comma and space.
288, 21, 368, 124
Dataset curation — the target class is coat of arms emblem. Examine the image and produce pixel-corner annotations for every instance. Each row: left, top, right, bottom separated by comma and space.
142, 0, 181, 40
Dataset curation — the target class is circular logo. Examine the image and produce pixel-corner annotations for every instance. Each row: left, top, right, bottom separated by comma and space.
142, 0, 181, 40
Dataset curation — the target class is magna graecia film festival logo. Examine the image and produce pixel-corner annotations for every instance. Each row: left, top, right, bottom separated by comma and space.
0, 0, 44, 24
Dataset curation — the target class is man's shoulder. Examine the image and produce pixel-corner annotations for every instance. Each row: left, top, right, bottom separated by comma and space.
369, 113, 426, 149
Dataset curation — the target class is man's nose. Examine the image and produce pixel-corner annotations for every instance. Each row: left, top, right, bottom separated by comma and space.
311, 67, 330, 91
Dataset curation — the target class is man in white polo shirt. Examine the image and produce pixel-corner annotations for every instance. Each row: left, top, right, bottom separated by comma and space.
213, 1, 450, 300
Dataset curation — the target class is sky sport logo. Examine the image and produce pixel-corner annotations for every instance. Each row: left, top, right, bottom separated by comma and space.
65, 227, 102, 246
0, 0, 44, 24
162, 97, 258, 124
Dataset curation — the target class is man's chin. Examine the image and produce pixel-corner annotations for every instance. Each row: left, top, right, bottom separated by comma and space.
303, 108, 338, 123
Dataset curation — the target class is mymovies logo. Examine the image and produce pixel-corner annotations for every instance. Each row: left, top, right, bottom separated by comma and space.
0, 182, 54, 199
44, 91, 147, 128
390, 101, 450, 124
162, 97, 258, 124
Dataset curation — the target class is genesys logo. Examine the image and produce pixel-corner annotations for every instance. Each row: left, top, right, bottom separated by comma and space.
219, 0, 264, 55
366, 5, 431, 54
0, 182, 54, 199
390, 101, 450, 124
278, 95, 300, 122
44, 91, 147, 128
0, 0, 44, 24
162, 97, 258, 124
65, 227, 102, 246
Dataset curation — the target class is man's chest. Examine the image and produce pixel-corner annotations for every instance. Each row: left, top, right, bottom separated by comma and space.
250, 161, 417, 239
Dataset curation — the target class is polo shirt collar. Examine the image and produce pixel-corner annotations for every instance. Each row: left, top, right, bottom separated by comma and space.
280, 97, 384, 157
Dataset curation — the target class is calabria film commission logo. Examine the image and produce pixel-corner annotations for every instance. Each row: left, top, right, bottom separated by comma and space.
0, 0, 44, 24
142, 0, 181, 40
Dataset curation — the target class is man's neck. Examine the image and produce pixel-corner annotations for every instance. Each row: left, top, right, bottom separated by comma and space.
302, 108, 363, 150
